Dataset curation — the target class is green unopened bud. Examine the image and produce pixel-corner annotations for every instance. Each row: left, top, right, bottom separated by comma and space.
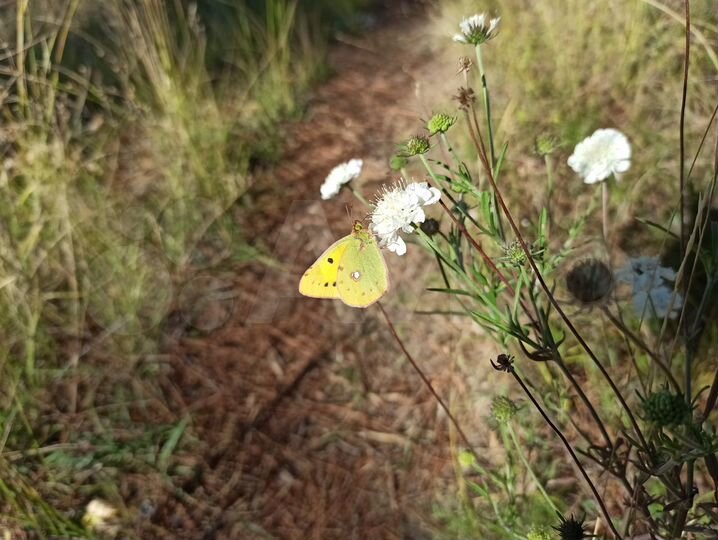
535, 133, 561, 156
457, 450, 476, 469
527, 526, 552, 540
504, 240, 526, 268
642, 389, 691, 427
427, 113, 456, 136
491, 395, 519, 424
404, 135, 431, 156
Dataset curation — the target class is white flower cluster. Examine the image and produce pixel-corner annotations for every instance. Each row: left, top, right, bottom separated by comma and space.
616, 256, 682, 320
567, 128, 631, 184
371, 181, 441, 256
320, 158, 363, 200
453, 14, 501, 45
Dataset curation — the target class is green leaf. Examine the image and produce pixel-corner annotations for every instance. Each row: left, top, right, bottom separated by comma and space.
158, 416, 190, 474
494, 142, 509, 180
426, 287, 474, 297
635, 217, 680, 241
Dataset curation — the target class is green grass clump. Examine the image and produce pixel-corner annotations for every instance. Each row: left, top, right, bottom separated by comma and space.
433, 0, 716, 222
0, 0, 369, 534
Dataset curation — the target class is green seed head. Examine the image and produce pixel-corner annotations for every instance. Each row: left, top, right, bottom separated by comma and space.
491, 395, 519, 424
504, 240, 527, 268
642, 389, 690, 427
404, 135, 431, 156
535, 133, 561, 156
427, 113, 456, 135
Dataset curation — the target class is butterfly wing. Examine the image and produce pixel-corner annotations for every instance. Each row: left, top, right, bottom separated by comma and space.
336, 230, 389, 308
298, 235, 352, 299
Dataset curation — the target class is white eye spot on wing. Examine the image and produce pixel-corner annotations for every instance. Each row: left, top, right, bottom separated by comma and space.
351, 271, 361, 281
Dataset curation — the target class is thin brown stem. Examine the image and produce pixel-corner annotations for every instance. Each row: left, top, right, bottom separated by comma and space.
679, 0, 690, 259
378, 302, 480, 464
507, 364, 622, 539
469, 113, 648, 450
602, 306, 681, 392
438, 199, 515, 297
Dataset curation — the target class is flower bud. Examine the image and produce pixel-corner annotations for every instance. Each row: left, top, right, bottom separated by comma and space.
491, 395, 519, 424
427, 113, 456, 136
642, 389, 691, 427
404, 135, 431, 156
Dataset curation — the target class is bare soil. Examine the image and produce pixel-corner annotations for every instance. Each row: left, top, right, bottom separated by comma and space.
136, 7, 498, 540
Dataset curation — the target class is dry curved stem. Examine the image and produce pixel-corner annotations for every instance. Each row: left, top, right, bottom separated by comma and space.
438, 198, 515, 297
503, 361, 622, 539
377, 302, 481, 465
601, 305, 681, 392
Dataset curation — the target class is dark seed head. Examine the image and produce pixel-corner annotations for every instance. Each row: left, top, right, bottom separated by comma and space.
565, 258, 613, 306
453, 87, 476, 110
420, 218, 440, 236
553, 514, 590, 540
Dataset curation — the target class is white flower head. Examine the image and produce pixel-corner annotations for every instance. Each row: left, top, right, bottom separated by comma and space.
83, 499, 119, 535
371, 181, 441, 256
567, 128, 631, 184
320, 158, 363, 200
616, 256, 682, 319
453, 14, 501, 45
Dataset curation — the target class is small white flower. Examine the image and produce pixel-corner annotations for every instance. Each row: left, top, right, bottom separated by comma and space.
320, 159, 363, 200
83, 499, 119, 535
371, 181, 441, 256
616, 256, 682, 319
567, 128, 631, 184
453, 14, 501, 45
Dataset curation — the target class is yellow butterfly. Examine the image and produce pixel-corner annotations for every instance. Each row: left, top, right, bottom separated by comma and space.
299, 221, 389, 308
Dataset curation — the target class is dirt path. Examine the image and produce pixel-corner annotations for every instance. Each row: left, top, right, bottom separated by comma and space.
144, 8, 495, 539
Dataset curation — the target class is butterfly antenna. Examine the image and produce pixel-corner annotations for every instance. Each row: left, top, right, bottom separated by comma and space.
344, 203, 355, 223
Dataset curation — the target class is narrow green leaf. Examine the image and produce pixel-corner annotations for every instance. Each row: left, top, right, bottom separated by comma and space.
158, 416, 190, 474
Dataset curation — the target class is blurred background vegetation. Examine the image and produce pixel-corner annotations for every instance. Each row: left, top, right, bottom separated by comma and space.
0, 0, 715, 537
0, 0, 372, 535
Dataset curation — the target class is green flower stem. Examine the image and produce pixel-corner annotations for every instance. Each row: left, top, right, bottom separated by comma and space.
544, 154, 554, 234
602, 180, 609, 243
437, 199, 515, 297
440, 132, 462, 170
474, 43, 495, 167
418, 154, 449, 192
505, 423, 559, 513
346, 185, 372, 208
417, 229, 505, 323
